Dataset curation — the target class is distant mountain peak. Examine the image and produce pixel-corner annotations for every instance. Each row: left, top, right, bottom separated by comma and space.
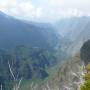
0, 11, 59, 49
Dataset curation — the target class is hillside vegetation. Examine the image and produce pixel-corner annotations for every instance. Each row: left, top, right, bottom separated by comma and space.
80, 63, 90, 90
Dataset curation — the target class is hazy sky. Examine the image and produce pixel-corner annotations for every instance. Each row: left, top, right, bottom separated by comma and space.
0, 0, 90, 21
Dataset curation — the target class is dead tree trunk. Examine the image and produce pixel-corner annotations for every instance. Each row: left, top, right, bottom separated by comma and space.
8, 60, 23, 90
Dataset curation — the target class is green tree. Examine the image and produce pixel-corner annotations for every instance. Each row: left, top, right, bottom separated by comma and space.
80, 63, 90, 90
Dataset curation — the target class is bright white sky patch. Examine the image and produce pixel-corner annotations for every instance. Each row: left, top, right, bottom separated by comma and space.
0, 0, 90, 21
0, 0, 43, 20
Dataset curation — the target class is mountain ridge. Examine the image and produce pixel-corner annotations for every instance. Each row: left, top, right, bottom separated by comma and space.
0, 11, 59, 49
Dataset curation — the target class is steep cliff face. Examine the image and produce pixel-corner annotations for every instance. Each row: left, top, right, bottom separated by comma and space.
43, 40, 90, 90
27, 54, 83, 90
19, 40, 90, 90
53, 55, 82, 90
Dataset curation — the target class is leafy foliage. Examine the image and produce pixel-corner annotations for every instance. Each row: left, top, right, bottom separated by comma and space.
0, 46, 57, 90
80, 63, 90, 90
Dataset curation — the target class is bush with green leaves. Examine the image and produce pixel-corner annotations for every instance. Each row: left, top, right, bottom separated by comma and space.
80, 63, 90, 90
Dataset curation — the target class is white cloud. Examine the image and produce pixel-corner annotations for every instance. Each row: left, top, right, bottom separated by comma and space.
0, 0, 90, 21
0, 0, 42, 20
39, 0, 90, 21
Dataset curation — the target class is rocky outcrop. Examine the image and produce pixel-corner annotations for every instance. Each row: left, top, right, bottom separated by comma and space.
33, 54, 83, 90
80, 39, 90, 65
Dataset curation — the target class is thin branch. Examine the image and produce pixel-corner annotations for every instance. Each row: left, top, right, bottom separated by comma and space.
16, 78, 23, 90
8, 60, 16, 81
1, 84, 2, 90
8, 60, 23, 90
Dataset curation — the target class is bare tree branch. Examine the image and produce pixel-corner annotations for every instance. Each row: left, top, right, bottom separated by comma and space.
0, 84, 2, 90
16, 78, 23, 90
8, 60, 23, 90
8, 61, 16, 80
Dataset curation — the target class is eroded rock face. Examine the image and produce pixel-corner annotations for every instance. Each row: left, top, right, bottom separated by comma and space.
52, 55, 82, 90
34, 54, 83, 90
30, 41, 90, 90
80, 39, 90, 65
